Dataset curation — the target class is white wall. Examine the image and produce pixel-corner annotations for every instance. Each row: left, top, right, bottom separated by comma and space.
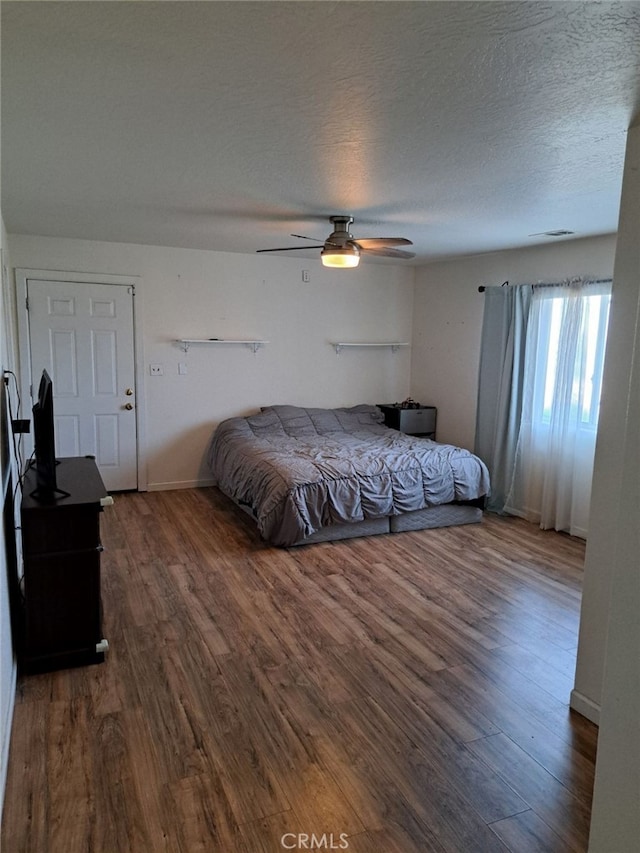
1, 9, 20, 804
410, 234, 617, 450
579, 122, 640, 852
0, 214, 17, 825
9, 233, 617, 487
8, 235, 415, 489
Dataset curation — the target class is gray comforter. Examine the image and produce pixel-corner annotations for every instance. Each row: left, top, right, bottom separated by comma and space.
207, 405, 490, 546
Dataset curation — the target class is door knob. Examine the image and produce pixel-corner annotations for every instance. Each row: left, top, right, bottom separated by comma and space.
125, 388, 134, 396
124, 402, 134, 410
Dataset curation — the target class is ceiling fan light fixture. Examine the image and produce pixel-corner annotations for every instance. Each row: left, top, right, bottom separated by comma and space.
257, 215, 413, 264
321, 244, 360, 268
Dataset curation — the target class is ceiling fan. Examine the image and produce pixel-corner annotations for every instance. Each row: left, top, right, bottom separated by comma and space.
256, 215, 415, 268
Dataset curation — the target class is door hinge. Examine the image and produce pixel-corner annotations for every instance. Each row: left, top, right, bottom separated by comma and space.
25, 297, 29, 311
128, 286, 135, 296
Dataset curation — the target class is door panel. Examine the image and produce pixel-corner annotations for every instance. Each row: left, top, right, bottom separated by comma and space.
92, 330, 118, 395
94, 414, 119, 466
27, 280, 137, 490
55, 416, 81, 458
50, 330, 78, 396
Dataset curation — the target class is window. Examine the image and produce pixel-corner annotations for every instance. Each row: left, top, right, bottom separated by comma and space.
505, 279, 613, 537
537, 291, 611, 429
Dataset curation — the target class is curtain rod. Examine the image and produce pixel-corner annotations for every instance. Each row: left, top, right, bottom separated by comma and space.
478, 281, 508, 292
478, 278, 612, 293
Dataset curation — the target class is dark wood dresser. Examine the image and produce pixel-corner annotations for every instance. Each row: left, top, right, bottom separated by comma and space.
20, 456, 110, 673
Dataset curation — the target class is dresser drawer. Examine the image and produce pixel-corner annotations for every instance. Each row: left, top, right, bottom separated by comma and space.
20, 505, 101, 555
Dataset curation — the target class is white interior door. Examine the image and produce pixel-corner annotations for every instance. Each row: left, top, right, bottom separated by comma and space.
26, 279, 137, 491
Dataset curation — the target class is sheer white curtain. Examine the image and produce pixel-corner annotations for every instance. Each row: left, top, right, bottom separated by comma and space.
504, 279, 612, 538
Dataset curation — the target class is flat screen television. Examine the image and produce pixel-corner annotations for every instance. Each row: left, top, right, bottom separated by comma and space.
31, 369, 68, 501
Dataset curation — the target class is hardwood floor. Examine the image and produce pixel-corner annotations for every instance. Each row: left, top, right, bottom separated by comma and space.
2, 488, 597, 852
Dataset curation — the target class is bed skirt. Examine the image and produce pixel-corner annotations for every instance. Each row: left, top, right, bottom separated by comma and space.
291, 502, 483, 546
232, 492, 483, 547
389, 503, 483, 532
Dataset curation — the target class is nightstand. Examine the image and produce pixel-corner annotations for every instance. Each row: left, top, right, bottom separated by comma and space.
378, 404, 437, 439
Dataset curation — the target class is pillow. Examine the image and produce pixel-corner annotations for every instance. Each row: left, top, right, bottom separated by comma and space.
259, 404, 384, 435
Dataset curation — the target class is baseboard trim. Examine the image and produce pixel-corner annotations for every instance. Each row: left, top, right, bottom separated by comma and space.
570, 688, 601, 725
146, 479, 216, 492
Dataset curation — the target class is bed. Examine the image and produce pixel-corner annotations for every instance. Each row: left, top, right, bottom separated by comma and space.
207, 404, 490, 547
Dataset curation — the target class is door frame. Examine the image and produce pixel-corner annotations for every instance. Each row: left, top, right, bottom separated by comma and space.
15, 268, 147, 492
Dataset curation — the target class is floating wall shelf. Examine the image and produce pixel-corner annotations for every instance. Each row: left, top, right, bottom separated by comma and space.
176, 339, 268, 353
331, 341, 410, 355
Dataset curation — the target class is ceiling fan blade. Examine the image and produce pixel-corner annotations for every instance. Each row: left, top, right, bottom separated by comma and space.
292, 234, 341, 248
355, 237, 413, 249
256, 245, 325, 253
360, 246, 416, 259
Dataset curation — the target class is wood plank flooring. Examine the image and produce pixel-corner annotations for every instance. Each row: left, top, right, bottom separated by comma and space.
1, 488, 597, 852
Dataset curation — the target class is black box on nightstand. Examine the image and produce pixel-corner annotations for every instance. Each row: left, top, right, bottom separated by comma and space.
378, 404, 437, 439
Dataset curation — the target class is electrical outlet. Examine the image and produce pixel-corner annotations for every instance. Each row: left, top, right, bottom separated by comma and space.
178, 363, 188, 375
149, 364, 164, 376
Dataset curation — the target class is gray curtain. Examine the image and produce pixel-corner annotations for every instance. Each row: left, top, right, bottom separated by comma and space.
474, 285, 532, 513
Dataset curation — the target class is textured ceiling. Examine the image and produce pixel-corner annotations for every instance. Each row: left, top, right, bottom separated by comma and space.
2, 1, 640, 263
